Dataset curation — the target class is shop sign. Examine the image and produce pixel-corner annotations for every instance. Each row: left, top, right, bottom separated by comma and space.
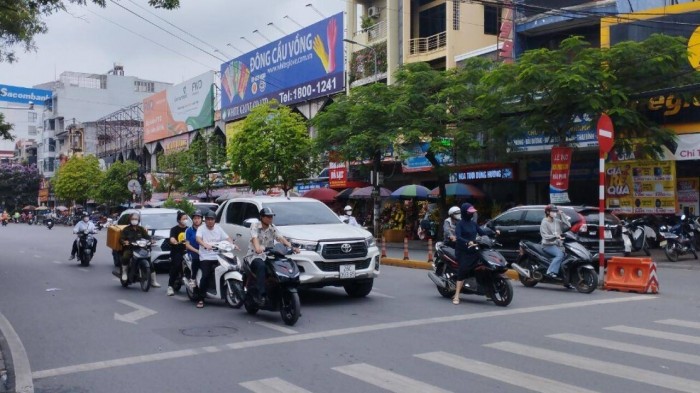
401, 142, 453, 173
295, 181, 328, 193
550, 147, 573, 204
677, 177, 699, 216
605, 160, 676, 214
450, 165, 514, 182
510, 128, 598, 152
162, 134, 190, 154
329, 157, 347, 188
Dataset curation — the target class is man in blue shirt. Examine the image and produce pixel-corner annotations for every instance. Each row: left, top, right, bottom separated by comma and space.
185, 210, 203, 293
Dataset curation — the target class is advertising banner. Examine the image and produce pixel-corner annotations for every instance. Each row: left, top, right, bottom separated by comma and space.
677, 177, 699, 216
220, 13, 344, 121
401, 142, 453, 173
605, 160, 677, 214
162, 133, 190, 154
550, 147, 573, 204
0, 84, 51, 105
143, 71, 214, 143
329, 156, 347, 189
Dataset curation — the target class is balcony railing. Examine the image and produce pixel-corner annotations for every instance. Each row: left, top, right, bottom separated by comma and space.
366, 20, 387, 43
409, 31, 447, 55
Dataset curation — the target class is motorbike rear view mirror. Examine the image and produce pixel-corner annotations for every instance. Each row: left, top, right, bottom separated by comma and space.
681, 214, 686, 221
243, 218, 259, 228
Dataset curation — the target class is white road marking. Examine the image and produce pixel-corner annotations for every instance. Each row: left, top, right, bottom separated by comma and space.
416, 351, 599, 393
255, 321, 298, 335
78, 268, 89, 273
486, 341, 700, 393
32, 295, 653, 380
52, 260, 62, 264
0, 312, 34, 393
370, 290, 394, 299
550, 333, 700, 366
605, 325, 700, 345
113, 299, 157, 324
240, 377, 313, 393
656, 319, 700, 330
33, 254, 41, 259
333, 363, 451, 393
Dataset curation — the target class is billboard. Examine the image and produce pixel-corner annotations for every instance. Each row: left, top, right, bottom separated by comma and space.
605, 160, 677, 214
220, 12, 344, 121
0, 84, 51, 105
143, 71, 215, 143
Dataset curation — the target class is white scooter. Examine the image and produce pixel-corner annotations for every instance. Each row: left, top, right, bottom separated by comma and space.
183, 241, 244, 308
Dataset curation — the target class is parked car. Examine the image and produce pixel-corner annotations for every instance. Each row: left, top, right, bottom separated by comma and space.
193, 202, 219, 213
484, 205, 626, 263
216, 196, 380, 297
117, 208, 180, 271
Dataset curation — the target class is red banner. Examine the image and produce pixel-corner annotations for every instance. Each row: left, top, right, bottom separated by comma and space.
550, 146, 573, 203
329, 153, 347, 188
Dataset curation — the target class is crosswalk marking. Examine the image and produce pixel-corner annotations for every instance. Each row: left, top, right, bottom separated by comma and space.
415, 351, 600, 393
240, 377, 312, 393
333, 363, 452, 393
486, 341, 700, 393
656, 319, 700, 330
549, 333, 700, 366
605, 325, 700, 345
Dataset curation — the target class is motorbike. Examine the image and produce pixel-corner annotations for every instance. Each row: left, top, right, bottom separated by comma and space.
239, 243, 302, 326
428, 235, 514, 307
182, 241, 244, 308
75, 229, 97, 266
45, 217, 54, 230
1, 218, 6, 226
621, 217, 655, 256
111, 239, 154, 291
511, 231, 598, 293
659, 215, 698, 262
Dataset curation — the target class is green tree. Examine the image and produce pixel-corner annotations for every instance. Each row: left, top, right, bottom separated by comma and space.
93, 160, 139, 207
0, 113, 12, 140
53, 155, 102, 205
0, 163, 41, 211
156, 150, 185, 197
162, 197, 194, 215
177, 132, 228, 201
230, 101, 315, 194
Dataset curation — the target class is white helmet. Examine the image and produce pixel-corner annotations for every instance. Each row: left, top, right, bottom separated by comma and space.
448, 206, 461, 217
344, 205, 352, 212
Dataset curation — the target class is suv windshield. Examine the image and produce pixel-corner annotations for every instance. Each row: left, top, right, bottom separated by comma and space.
119, 212, 176, 230
262, 202, 341, 226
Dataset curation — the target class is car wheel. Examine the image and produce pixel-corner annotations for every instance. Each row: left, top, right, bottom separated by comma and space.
344, 279, 373, 298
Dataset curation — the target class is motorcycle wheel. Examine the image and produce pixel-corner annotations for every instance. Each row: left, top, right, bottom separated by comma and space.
80, 254, 90, 267
573, 268, 598, 294
172, 278, 182, 293
224, 279, 244, 309
518, 259, 539, 288
244, 299, 259, 315
435, 264, 455, 298
487, 277, 513, 307
664, 244, 679, 262
643, 240, 651, 257
139, 264, 151, 292
280, 291, 301, 326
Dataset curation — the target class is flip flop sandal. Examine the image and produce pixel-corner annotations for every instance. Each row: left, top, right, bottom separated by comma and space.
452, 297, 460, 305
196, 301, 204, 308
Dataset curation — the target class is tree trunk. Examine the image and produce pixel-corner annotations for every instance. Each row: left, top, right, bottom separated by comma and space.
425, 149, 449, 240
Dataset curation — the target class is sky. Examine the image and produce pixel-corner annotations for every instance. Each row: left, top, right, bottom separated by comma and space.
0, 0, 346, 88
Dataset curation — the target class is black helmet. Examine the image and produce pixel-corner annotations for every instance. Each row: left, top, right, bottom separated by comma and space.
82, 211, 90, 217
192, 209, 203, 218
204, 210, 216, 219
259, 207, 275, 217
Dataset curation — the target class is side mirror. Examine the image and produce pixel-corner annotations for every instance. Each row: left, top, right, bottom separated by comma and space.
681, 214, 687, 221
243, 218, 259, 228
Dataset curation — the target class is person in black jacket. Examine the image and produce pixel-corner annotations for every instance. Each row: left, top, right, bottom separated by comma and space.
452, 202, 486, 305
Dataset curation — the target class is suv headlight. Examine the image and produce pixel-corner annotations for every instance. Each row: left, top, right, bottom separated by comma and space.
365, 236, 376, 248
288, 239, 318, 252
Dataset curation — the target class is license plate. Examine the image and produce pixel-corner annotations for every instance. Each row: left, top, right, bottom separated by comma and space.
604, 230, 612, 239
659, 240, 667, 247
339, 264, 356, 279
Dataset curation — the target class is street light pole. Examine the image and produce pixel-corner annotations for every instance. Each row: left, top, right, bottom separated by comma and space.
343, 38, 381, 236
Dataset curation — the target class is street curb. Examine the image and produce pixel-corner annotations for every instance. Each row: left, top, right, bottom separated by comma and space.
380, 257, 520, 280
0, 312, 33, 393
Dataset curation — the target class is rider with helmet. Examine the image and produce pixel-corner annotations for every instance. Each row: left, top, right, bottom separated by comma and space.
167, 211, 189, 296
246, 207, 298, 306
195, 210, 235, 308
452, 202, 487, 305
541, 204, 571, 279
120, 212, 159, 287
339, 205, 360, 227
69, 211, 97, 260
184, 209, 204, 289
443, 206, 461, 247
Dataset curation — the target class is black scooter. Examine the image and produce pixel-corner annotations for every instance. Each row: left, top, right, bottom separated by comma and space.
659, 215, 698, 261
111, 239, 154, 292
45, 217, 54, 229
512, 232, 598, 293
240, 244, 301, 326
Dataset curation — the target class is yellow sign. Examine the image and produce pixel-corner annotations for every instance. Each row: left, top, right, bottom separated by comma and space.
605, 160, 677, 214
689, 26, 700, 70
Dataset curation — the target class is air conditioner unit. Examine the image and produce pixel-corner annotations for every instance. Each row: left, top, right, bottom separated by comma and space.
367, 6, 379, 18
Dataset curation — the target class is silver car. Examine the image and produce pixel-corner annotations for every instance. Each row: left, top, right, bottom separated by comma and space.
118, 208, 181, 271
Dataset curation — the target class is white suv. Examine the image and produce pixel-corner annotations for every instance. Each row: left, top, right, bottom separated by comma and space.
216, 196, 380, 297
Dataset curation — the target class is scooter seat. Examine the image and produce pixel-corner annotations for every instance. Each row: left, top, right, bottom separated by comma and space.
438, 245, 456, 261
522, 241, 553, 257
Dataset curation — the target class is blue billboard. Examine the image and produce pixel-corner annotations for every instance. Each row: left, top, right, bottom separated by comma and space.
220, 13, 344, 121
0, 84, 51, 105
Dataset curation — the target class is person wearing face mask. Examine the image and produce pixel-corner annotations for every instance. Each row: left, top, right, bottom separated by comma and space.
541, 204, 571, 280
119, 212, 159, 287
167, 211, 189, 296
339, 205, 360, 227
443, 206, 461, 247
452, 202, 487, 305
184, 210, 203, 290
69, 212, 97, 260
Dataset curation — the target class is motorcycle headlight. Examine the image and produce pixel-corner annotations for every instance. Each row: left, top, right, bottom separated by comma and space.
152, 235, 165, 241
135, 240, 149, 247
289, 239, 318, 252
365, 236, 376, 248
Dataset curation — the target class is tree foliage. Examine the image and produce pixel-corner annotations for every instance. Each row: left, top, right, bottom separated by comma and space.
53, 155, 102, 204
92, 160, 139, 207
229, 101, 315, 193
162, 197, 194, 215
0, 112, 12, 140
0, 163, 41, 211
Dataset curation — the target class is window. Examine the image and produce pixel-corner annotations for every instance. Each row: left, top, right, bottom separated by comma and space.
225, 202, 244, 225
453, 0, 460, 30
484, 5, 502, 35
134, 81, 155, 93
28, 126, 37, 136
419, 3, 446, 37
522, 209, 545, 225
28, 112, 38, 123
492, 210, 522, 227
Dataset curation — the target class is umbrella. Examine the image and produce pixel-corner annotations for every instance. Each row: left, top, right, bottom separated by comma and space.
22, 205, 36, 211
303, 187, 338, 203
391, 184, 431, 200
35, 205, 50, 211
429, 183, 486, 199
55, 206, 68, 211
349, 186, 392, 199
334, 188, 357, 200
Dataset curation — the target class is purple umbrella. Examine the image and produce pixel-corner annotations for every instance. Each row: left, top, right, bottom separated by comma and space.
349, 186, 392, 199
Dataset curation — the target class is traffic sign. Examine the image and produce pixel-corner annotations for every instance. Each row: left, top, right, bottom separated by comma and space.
596, 113, 615, 154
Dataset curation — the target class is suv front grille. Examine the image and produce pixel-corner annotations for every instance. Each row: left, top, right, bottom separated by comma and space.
315, 258, 372, 272
321, 241, 367, 259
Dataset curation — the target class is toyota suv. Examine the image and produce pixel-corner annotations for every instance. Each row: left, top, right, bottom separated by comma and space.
484, 205, 626, 264
216, 196, 380, 297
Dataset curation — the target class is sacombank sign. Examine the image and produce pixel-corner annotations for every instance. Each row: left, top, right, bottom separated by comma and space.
0, 84, 51, 105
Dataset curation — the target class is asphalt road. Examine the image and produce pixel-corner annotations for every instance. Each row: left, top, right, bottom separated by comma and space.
1, 223, 700, 393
